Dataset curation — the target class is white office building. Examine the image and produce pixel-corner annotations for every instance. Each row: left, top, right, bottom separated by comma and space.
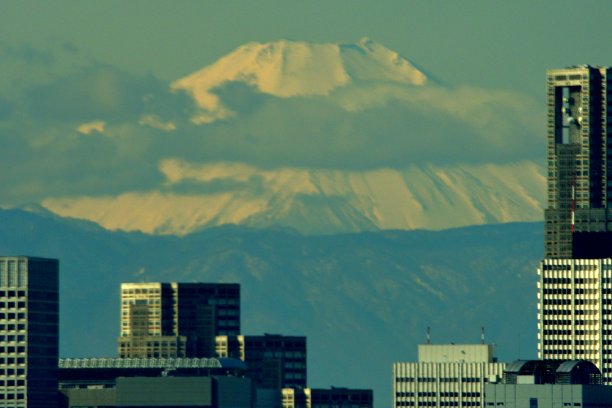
392, 344, 505, 408
537, 258, 612, 382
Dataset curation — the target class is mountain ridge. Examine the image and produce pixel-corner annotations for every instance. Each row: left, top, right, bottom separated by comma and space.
41, 161, 545, 236
0, 208, 541, 408
16, 38, 545, 238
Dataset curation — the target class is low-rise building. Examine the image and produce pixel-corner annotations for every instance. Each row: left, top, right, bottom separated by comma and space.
484, 359, 612, 408
393, 344, 506, 408
58, 357, 251, 408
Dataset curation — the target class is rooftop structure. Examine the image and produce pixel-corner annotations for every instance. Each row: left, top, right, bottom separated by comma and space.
418, 344, 495, 363
485, 360, 612, 408
502, 359, 601, 385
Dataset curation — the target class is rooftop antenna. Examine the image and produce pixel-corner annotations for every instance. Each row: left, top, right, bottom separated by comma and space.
426, 326, 431, 344
481, 326, 485, 345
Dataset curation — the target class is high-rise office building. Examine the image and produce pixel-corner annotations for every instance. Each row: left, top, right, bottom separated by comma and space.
0, 256, 59, 408
392, 344, 505, 408
544, 65, 612, 258
118, 282, 240, 358
538, 66, 612, 382
216, 334, 307, 389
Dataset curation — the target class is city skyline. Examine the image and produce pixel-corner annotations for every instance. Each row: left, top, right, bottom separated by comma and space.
2, 3, 612, 408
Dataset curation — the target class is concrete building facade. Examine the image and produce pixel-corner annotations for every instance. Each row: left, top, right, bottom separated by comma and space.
484, 359, 612, 408
118, 282, 240, 358
392, 344, 505, 408
537, 258, 612, 382
0, 256, 59, 408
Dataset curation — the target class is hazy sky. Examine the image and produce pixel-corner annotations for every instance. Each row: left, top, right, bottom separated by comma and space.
0, 1, 611, 208
2, 1, 611, 96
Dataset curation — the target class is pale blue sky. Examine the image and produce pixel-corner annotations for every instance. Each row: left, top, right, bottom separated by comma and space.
1, 1, 610, 97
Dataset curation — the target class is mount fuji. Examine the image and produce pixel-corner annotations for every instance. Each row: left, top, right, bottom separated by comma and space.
38, 38, 544, 235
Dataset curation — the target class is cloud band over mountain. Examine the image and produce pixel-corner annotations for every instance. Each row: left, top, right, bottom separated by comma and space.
0, 39, 545, 233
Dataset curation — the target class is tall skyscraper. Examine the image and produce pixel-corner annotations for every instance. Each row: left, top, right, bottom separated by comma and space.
118, 282, 240, 358
544, 65, 612, 258
0, 256, 59, 408
538, 65, 612, 382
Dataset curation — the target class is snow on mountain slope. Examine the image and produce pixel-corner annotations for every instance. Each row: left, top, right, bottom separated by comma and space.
41, 161, 545, 235
171, 38, 428, 122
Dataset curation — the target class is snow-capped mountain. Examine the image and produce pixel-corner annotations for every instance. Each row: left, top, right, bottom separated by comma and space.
42, 160, 544, 235
171, 38, 430, 123
33, 38, 544, 235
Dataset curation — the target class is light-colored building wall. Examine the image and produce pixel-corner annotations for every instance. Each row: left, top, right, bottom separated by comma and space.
418, 344, 494, 363
484, 383, 612, 408
537, 258, 612, 382
393, 345, 505, 408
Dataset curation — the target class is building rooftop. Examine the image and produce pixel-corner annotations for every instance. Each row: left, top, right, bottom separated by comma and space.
418, 343, 496, 363
503, 360, 601, 385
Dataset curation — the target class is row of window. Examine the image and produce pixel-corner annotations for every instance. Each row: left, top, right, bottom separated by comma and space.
0, 292, 26, 298
0, 379, 24, 386
543, 340, 598, 346
395, 378, 482, 383
396, 402, 479, 407
543, 289, 603, 295
543, 329, 602, 336
0, 393, 25, 400
0, 357, 25, 365
545, 349, 592, 355
0, 368, 26, 376
542, 319, 599, 325
0, 303, 26, 310
0, 314, 26, 321
0, 346, 25, 353
396, 392, 481, 398
543, 277, 612, 284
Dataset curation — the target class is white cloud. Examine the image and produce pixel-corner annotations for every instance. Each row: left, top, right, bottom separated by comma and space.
138, 114, 176, 131
77, 120, 106, 135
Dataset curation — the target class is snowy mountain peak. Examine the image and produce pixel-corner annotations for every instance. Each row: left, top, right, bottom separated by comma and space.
171, 38, 428, 117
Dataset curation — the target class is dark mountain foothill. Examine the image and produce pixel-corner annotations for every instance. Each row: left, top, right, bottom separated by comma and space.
0, 208, 542, 407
